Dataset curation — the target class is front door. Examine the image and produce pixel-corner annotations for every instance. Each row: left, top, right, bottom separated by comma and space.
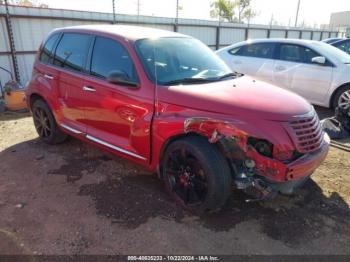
273, 43, 333, 105
82, 36, 153, 162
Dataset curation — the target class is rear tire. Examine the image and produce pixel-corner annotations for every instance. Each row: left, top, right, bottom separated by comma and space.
161, 136, 232, 213
32, 99, 67, 144
333, 85, 350, 110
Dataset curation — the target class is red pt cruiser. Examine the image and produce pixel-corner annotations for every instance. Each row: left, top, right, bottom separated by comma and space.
26, 25, 330, 212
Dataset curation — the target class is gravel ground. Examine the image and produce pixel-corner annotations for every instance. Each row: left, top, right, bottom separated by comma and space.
0, 108, 349, 255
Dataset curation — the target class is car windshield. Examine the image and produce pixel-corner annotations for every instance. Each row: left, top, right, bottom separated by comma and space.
135, 37, 234, 85
311, 41, 350, 64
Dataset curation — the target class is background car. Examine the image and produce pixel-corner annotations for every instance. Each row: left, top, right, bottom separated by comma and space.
216, 39, 350, 110
331, 38, 350, 55
322, 38, 345, 44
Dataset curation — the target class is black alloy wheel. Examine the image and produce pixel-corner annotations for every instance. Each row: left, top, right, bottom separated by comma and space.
162, 136, 232, 213
32, 99, 67, 144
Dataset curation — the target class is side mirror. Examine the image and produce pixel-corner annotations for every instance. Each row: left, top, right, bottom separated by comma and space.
107, 70, 139, 88
311, 56, 326, 65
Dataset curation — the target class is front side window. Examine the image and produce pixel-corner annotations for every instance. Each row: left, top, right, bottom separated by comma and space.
54, 33, 92, 72
135, 37, 232, 85
304, 47, 321, 64
279, 44, 303, 62
238, 43, 274, 59
39, 33, 60, 64
90, 36, 138, 82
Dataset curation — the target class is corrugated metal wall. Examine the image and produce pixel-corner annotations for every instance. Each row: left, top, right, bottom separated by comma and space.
219, 27, 245, 48
0, 5, 340, 86
248, 29, 268, 39
301, 31, 312, 39
0, 16, 12, 85
270, 30, 285, 38
178, 26, 216, 47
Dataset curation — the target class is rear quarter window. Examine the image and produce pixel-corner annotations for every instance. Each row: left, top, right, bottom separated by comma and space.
39, 33, 60, 64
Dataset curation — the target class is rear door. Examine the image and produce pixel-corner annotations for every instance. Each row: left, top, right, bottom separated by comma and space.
225, 42, 276, 83
53, 33, 93, 134
34, 33, 61, 109
273, 43, 333, 105
82, 36, 153, 162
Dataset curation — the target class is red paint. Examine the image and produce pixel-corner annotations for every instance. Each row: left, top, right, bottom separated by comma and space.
26, 26, 329, 189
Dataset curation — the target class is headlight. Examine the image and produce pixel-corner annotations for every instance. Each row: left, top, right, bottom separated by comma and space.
248, 138, 273, 158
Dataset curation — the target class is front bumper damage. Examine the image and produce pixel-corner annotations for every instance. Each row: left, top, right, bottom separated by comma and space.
184, 117, 330, 201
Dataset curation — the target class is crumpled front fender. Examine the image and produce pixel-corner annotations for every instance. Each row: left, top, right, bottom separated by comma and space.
183, 116, 295, 154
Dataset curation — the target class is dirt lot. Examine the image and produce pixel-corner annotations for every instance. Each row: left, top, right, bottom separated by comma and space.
0, 108, 349, 255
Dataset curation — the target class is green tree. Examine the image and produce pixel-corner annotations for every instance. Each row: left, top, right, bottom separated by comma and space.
210, 0, 235, 22
210, 0, 256, 23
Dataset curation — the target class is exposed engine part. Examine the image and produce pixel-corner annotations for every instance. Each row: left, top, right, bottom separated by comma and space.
248, 137, 273, 158
321, 106, 350, 140
234, 172, 252, 189
244, 158, 256, 169
233, 172, 277, 202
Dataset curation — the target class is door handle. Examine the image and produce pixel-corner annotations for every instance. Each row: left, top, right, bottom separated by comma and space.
233, 60, 242, 65
44, 74, 53, 80
82, 86, 96, 92
275, 66, 286, 71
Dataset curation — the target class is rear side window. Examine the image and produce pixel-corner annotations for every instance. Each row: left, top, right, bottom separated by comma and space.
236, 43, 274, 59
39, 33, 59, 64
228, 46, 241, 55
54, 33, 92, 72
90, 36, 138, 82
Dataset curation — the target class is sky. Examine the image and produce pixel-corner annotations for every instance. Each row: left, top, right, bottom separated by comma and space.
34, 0, 350, 27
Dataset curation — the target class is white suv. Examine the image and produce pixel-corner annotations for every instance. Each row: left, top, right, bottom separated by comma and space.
216, 39, 350, 110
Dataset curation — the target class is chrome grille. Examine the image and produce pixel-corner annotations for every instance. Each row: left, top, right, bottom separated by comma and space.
287, 110, 323, 153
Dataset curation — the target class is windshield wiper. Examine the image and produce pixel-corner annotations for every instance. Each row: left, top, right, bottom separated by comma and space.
163, 78, 213, 85
217, 72, 243, 80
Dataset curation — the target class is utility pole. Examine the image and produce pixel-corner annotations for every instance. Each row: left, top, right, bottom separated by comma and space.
137, 0, 140, 16
112, 0, 116, 24
294, 0, 301, 27
176, 0, 179, 24
174, 0, 179, 32
4, 0, 20, 82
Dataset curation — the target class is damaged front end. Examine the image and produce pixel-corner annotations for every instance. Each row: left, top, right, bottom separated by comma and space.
184, 116, 330, 201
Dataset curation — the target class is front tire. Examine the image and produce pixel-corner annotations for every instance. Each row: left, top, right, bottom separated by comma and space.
32, 99, 67, 144
161, 136, 232, 213
333, 85, 350, 110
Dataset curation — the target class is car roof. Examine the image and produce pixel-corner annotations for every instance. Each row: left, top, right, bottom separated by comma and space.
217, 38, 323, 52
322, 37, 343, 41
240, 38, 318, 45
331, 38, 350, 45
53, 24, 188, 41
